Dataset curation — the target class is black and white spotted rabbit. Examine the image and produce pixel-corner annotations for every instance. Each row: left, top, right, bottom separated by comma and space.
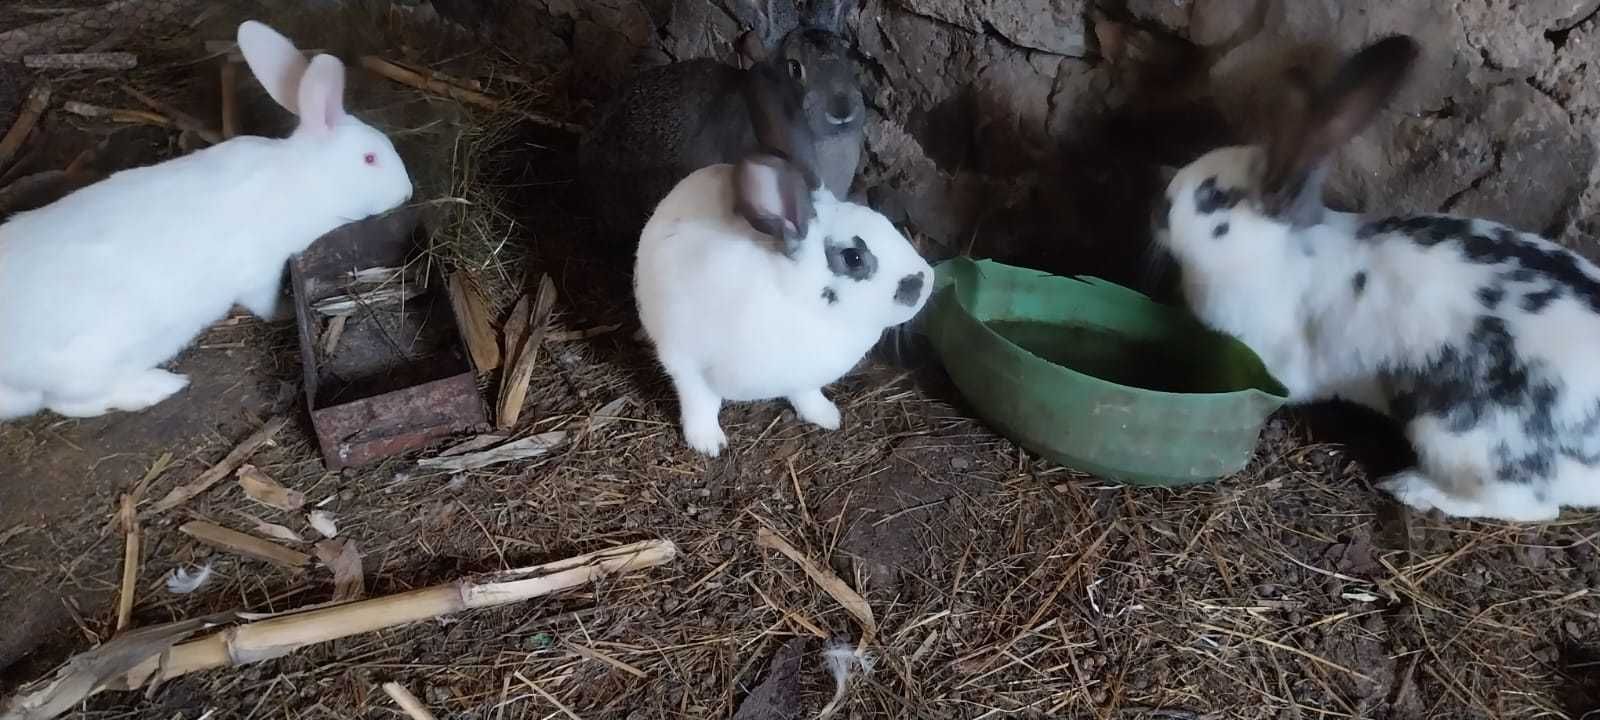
1156, 35, 1600, 522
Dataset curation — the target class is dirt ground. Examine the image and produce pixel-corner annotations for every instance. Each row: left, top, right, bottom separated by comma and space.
9, 318, 1600, 720
3, 3, 1600, 720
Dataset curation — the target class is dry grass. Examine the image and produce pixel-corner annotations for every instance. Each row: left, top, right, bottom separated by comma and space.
1, 2, 1599, 720
10, 361, 1600, 718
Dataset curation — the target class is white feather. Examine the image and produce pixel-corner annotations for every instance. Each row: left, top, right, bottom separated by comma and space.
165, 563, 214, 594
817, 637, 873, 720
307, 510, 339, 538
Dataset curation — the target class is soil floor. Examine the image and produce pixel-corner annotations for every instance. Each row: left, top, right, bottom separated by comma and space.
4, 258, 1600, 718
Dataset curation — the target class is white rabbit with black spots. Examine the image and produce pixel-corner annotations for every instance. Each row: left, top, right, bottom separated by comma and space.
0, 20, 412, 421
1156, 35, 1600, 522
635, 62, 931, 457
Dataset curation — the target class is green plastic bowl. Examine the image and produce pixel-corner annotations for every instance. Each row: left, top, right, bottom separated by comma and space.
926, 257, 1290, 486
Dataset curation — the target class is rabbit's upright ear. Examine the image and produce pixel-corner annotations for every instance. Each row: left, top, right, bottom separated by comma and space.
744, 61, 820, 189
736, 30, 768, 67
805, 0, 851, 33
1261, 35, 1418, 223
1155, 164, 1179, 188
237, 21, 310, 114
295, 54, 348, 134
738, 0, 799, 50
736, 153, 816, 256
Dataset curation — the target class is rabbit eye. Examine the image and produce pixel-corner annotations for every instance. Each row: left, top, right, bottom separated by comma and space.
363, 152, 377, 165
787, 59, 805, 81
826, 237, 878, 280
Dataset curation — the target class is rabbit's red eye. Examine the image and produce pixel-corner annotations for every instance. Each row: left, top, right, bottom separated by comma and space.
363, 152, 377, 165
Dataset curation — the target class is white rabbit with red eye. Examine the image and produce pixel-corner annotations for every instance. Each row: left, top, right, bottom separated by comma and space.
0, 20, 412, 421
635, 62, 932, 457
1156, 34, 1600, 522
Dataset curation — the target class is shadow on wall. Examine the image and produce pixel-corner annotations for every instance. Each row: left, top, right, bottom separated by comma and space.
456, 0, 1599, 290
439, 0, 1241, 291
855, 4, 1251, 299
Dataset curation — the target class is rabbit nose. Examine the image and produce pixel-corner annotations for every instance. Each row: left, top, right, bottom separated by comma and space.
894, 272, 925, 307
825, 95, 859, 125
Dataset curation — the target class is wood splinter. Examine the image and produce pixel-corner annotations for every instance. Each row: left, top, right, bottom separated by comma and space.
0, 82, 52, 173
113, 452, 170, 634
179, 521, 312, 568
382, 682, 438, 720
497, 274, 557, 430
114, 495, 140, 633
358, 55, 584, 134
63, 101, 172, 129
447, 272, 501, 373
23, 52, 137, 71
148, 416, 289, 515
120, 84, 221, 145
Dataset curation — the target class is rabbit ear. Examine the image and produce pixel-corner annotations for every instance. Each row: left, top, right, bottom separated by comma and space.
1089, 7, 1127, 64
739, 0, 798, 48
295, 54, 348, 134
743, 61, 821, 189
237, 20, 309, 115
805, 0, 850, 32
1261, 35, 1418, 223
736, 30, 768, 67
1155, 164, 1179, 188
735, 154, 816, 255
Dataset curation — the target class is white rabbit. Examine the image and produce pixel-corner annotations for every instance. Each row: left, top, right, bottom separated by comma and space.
635, 62, 931, 457
1157, 34, 1600, 522
0, 20, 412, 421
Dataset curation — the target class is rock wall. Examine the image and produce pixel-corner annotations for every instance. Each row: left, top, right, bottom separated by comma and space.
481, 0, 1600, 285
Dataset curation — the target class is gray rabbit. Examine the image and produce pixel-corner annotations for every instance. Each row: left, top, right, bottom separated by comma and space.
579, 0, 864, 245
